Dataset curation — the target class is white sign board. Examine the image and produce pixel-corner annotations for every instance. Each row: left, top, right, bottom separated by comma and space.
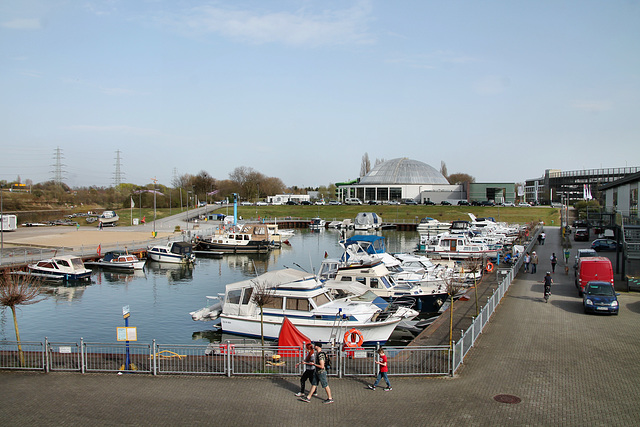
116, 327, 138, 341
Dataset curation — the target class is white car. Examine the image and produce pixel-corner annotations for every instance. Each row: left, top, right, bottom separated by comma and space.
314, 200, 325, 205
518, 202, 531, 207
502, 202, 515, 207
256, 201, 268, 206
240, 201, 253, 206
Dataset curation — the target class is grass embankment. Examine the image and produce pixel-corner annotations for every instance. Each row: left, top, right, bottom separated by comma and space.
107, 205, 560, 226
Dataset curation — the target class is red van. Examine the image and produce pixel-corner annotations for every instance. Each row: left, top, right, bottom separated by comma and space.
575, 257, 614, 296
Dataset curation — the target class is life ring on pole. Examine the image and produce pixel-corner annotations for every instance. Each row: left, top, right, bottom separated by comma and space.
344, 328, 364, 347
486, 262, 494, 273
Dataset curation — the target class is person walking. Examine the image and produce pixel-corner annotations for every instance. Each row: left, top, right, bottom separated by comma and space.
550, 253, 558, 273
541, 232, 546, 245
300, 343, 334, 404
368, 348, 392, 391
531, 251, 538, 274
524, 252, 531, 273
295, 343, 317, 397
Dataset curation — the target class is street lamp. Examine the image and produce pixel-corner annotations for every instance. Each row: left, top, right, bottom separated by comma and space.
151, 177, 158, 237
186, 188, 193, 230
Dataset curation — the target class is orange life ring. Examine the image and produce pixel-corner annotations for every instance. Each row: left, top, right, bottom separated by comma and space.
344, 328, 364, 347
486, 262, 494, 273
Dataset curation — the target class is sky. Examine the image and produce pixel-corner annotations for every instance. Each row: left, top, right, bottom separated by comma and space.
1, 0, 639, 189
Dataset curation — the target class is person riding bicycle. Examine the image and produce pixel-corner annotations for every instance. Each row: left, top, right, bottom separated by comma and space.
542, 272, 553, 301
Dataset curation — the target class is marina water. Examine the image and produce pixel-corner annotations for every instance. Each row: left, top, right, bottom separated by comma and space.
1, 229, 420, 345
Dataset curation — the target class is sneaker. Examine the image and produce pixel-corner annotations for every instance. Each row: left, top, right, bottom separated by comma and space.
299, 396, 310, 403
294, 392, 304, 397
323, 399, 334, 404
383, 387, 392, 391
313, 392, 318, 397
367, 385, 376, 390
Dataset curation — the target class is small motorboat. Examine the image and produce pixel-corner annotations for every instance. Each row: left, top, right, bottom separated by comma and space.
28, 255, 92, 282
147, 241, 196, 264
85, 251, 146, 271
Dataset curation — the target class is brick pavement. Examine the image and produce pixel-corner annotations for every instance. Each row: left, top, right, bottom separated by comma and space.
2, 227, 639, 426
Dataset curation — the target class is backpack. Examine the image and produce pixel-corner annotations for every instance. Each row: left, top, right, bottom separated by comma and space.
319, 351, 332, 370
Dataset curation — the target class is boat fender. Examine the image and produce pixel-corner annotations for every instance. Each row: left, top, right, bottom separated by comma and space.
486, 262, 494, 273
344, 328, 364, 347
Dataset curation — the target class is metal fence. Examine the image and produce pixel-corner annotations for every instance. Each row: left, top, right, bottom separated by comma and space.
1, 227, 541, 377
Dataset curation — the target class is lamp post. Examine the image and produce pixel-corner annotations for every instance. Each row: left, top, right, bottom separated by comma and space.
151, 177, 158, 237
186, 189, 191, 231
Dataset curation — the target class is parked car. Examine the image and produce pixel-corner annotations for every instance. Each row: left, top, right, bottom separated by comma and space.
256, 201, 268, 206
301, 201, 312, 205
404, 199, 418, 205
344, 198, 363, 205
501, 201, 515, 207
480, 201, 495, 206
240, 201, 253, 206
440, 200, 451, 205
387, 200, 401, 205
368, 200, 381, 205
574, 228, 589, 241
518, 202, 531, 207
423, 200, 436, 205
457, 200, 470, 206
314, 200, 325, 205
286, 200, 299, 205
591, 239, 619, 252
583, 281, 619, 315
328, 200, 341, 205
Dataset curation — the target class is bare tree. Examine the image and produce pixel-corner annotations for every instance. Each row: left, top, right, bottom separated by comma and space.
251, 280, 276, 370
440, 161, 448, 179
360, 153, 371, 177
447, 173, 476, 185
443, 272, 466, 350
0, 271, 45, 367
463, 256, 484, 317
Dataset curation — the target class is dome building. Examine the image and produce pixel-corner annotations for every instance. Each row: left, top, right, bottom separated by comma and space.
337, 157, 465, 204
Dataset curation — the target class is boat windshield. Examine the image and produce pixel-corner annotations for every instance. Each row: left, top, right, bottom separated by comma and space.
312, 292, 331, 307
70, 258, 84, 269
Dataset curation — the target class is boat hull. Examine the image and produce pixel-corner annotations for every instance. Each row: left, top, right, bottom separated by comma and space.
147, 251, 193, 264
219, 314, 401, 345
194, 239, 270, 254
26, 267, 91, 282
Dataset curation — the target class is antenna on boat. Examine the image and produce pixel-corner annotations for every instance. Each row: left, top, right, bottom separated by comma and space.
293, 263, 309, 273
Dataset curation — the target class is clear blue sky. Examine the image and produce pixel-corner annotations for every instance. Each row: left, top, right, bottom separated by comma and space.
1, 0, 638, 189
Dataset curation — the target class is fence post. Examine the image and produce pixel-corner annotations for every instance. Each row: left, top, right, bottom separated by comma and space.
80, 337, 85, 374
226, 340, 231, 378
44, 337, 49, 373
152, 339, 157, 376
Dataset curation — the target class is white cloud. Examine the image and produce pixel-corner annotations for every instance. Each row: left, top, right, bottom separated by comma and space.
571, 100, 612, 112
1, 18, 41, 30
163, 1, 374, 47
63, 125, 162, 137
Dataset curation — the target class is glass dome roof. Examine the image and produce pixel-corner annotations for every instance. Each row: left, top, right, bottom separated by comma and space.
359, 158, 449, 185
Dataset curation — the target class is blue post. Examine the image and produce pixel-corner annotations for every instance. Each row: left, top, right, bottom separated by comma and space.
233, 193, 238, 226
125, 316, 130, 371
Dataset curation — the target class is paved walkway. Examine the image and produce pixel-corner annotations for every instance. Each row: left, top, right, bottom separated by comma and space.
2, 227, 639, 426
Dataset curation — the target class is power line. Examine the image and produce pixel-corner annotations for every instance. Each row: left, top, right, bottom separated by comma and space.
51, 147, 66, 184
113, 150, 125, 186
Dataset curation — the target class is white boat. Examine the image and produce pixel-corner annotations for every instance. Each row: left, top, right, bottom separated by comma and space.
418, 232, 498, 259
322, 260, 449, 314
353, 212, 382, 231
85, 251, 146, 271
309, 217, 326, 229
97, 210, 119, 227
416, 217, 451, 237
217, 268, 418, 345
147, 241, 196, 264
28, 255, 92, 282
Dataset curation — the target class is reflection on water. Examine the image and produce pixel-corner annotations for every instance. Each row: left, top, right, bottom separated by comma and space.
2, 228, 420, 345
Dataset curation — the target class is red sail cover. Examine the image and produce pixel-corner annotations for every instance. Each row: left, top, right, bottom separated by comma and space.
278, 317, 310, 358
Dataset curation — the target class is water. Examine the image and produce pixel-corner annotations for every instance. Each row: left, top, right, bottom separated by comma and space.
1, 229, 420, 345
